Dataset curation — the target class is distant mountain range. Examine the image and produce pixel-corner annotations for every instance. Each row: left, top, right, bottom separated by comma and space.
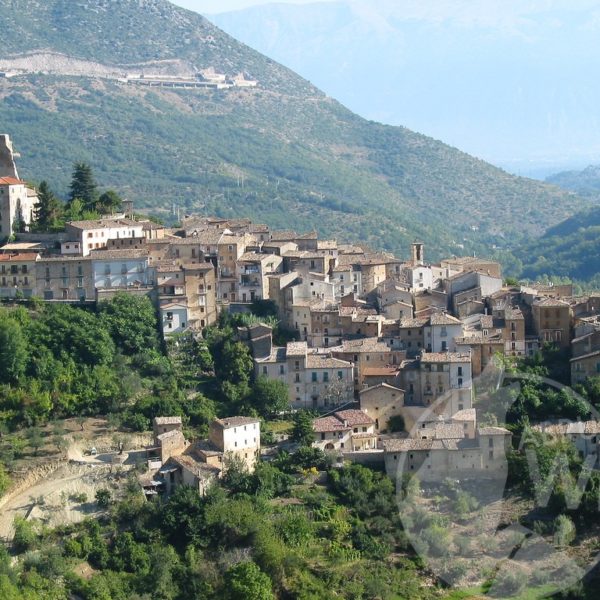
210, 0, 600, 170
0, 0, 588, 262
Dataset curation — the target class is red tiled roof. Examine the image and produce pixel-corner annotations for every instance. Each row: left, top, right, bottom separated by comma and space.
0, 177, 24, 186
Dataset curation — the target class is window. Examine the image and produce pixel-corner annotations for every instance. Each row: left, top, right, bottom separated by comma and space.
337, 371, 343, 380
323, 372, 329, 382
263, 366, 268, 375
311, 372, 318, 382
279, 365, 285, 375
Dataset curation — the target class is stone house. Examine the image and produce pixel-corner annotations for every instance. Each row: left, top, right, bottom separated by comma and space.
330, 337, 405, 392
155, 415, 261, 496
530, 297, 571, 348
383, 408, 511, 482
312, 410, 377, 452
359, 383, 405, 432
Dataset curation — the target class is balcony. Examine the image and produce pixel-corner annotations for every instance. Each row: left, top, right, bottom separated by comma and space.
241, 275, 261, 287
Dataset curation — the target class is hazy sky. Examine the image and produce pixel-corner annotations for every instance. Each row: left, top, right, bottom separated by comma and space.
172, 0, 334, 14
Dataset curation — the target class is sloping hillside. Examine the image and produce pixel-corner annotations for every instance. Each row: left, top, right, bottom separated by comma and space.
0, 0, 587, 260
515, 206, 600, 282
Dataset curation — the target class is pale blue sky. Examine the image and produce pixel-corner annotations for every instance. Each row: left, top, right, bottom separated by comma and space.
172, 0, 334, 14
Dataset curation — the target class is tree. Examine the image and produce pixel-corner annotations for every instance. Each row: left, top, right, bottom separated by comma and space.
291, 411, 314, 447
99, 294, 160, 356
252, 377, 290, 417
12, 516, 36, 552
220, 341, 253, 384
225, 561, 274, 600
34, 181, 63, 231
69, 162, 98, 210
95, 489, 112, 508
553, 514, 576, 547
0, 317, 28, 384
96, 190, 123, 214
11, 199, 26, 234
27, 426, 44, 456
388, 414, 405, 433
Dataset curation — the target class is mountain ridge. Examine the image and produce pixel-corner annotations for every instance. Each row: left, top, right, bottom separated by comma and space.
0, 0, 587, 260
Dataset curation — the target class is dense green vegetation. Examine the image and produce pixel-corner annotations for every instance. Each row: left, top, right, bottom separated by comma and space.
0, 0, 588, 261
0, 459, 446, 600
505, 206, 600, 286
0, 300, 296, 456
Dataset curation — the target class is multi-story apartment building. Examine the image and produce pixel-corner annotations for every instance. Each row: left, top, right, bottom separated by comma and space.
531, 297, 572, 349
0, 252, 38, 298
418, 352, 473, 414
236, 252, 283, 303
65, 219, 144, 256
34, 256, 95, 301
91, 249, 153, 291
254, 340, 354, 410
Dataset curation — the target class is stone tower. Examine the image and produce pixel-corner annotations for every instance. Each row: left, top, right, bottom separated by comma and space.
0, 134, 19, 179
411, 242, 424, 266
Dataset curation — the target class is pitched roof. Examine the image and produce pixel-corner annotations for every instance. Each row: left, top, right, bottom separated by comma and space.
306, 355, 352, 369
169, 455, 221, 478
154, 416, 182, 426
478, 426, 512, 436
420, 352, 471, 363
0, 176, 24, 185
429, 312, 462, 326
313, 409, 374, 433
334, 409, 375, 426
214, 416, 260, 429
359, 383, 404, 394
451, 408, 477, 422
313, 415, 349, 433
67, 218, 140, 229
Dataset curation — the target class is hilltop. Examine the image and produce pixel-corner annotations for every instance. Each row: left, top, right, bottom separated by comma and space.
546, 164, 600, 196
0, 0, 587, 260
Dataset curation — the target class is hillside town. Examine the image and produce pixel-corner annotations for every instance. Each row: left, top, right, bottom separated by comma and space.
3, 133, 600, 492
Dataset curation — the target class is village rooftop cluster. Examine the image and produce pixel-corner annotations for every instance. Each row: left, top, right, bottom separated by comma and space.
2, 134, 600, 490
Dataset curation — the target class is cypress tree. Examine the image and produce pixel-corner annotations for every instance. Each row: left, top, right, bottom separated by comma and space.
34, 181, 62, 230
69, 162, 98, 211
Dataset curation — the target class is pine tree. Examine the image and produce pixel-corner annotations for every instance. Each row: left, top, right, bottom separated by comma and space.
69, 163, 98, 211
34, 181, 62, 231
96, 190, 123, 214
12, 200, 26, 235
